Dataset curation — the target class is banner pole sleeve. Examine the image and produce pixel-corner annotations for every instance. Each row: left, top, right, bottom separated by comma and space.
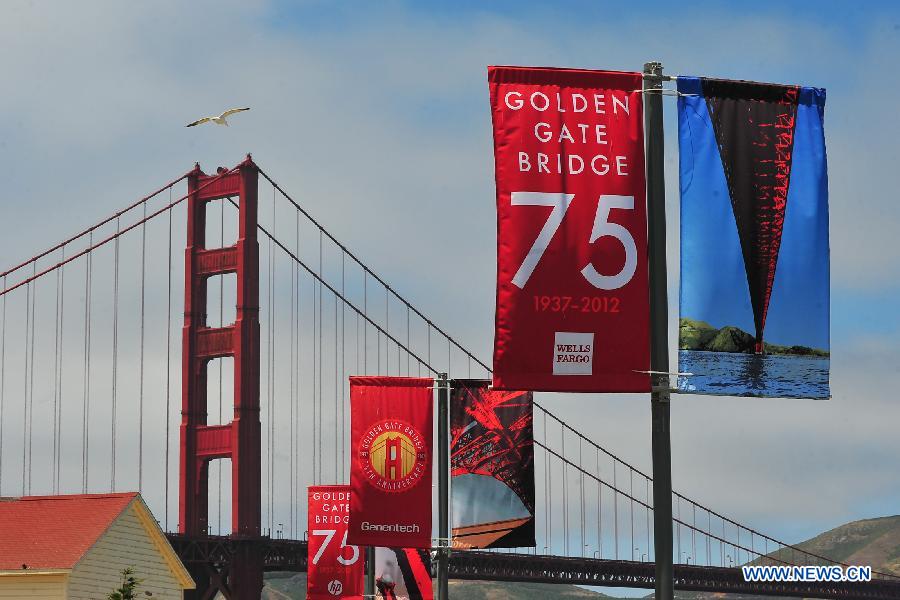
437, 372, 450, 600
644, 60, 675, 600
365, 546, 375, 598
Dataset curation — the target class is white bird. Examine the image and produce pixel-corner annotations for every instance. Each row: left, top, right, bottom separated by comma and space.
186, 107, 250, 127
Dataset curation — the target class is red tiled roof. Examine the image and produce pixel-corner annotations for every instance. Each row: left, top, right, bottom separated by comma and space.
0, 492, 137, 571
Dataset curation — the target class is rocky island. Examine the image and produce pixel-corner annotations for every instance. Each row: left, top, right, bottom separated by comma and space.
679, 318, 829, 357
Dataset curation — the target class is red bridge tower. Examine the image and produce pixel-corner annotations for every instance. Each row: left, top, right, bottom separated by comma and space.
179, 157, 262, 598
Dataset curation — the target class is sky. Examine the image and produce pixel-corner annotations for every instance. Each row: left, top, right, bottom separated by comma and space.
1, 0, 900, 587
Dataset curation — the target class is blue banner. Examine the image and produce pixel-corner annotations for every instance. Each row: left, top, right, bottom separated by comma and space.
676, 77, 829, 399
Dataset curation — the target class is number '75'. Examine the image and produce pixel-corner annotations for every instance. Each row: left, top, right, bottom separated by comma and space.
510, 192, 637, 291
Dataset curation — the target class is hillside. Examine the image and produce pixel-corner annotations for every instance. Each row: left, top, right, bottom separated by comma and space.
758, 514, 900, 576
646, 515, 900, 600
679, 318, 829, 357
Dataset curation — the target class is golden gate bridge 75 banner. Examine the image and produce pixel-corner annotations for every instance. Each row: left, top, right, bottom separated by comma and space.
307, 486, 363, 600
488, 66, 651, 393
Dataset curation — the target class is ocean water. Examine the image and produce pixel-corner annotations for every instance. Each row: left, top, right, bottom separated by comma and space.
677, 350, 830, 399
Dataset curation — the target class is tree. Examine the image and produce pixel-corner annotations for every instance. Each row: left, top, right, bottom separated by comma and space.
107, 567, 143, 600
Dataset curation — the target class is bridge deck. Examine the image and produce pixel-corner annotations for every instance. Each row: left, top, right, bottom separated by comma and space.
166, 535, 900, 600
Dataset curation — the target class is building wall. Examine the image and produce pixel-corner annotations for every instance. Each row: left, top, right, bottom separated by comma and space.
0, 573, 67, 599
68, 505, 185, 600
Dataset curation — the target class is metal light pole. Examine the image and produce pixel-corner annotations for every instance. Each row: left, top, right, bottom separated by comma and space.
365, 546, 375, 598
643, 60, 674, 600
436, 373, 450, 600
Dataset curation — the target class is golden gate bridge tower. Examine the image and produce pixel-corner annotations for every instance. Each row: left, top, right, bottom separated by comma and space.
179, 158, 263, 598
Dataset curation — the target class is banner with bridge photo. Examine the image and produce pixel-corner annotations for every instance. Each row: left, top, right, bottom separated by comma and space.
450, 380, 535, 549
348, 377, 433, 549
488, 66, 651, 393
676, 77, 830, 399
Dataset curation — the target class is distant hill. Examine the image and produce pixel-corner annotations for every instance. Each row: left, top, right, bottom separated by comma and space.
643, 515, 900, 600
679, 318, 829, 357
756, 514, 900, 576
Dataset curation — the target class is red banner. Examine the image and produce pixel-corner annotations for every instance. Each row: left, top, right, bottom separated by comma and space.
307, 485, 364, 600
348, 377, 433, 549
489, 66, 651, 393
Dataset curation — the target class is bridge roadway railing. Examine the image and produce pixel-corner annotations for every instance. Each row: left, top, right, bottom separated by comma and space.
166, 534, 900, 600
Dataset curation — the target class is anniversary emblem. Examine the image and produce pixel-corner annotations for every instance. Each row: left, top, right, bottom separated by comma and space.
358, 419, 428, 493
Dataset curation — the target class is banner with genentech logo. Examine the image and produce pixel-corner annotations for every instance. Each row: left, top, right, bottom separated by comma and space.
489, 66, 651, 393
307, 485, 363, 600
348, 376, 433, 549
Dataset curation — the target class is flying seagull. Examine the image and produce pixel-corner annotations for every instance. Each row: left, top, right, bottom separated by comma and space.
186, 107, 250, 127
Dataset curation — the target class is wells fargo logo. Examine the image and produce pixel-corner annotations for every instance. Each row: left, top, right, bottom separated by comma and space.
358, 419, 428, 493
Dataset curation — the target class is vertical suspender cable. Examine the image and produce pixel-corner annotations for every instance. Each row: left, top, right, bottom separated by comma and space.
269, 190, 275, 527
334, 293, 338, 482
543, 411, 549, 554
270, 189, 276, 529
56, 257, 66, 494
295, 209, 301, 534
164, 194, 173, 530
676, 496, 681, 560
341, 252, 346, 482
363, 273, 367, 374
264, 203, 271, 527
52, 257, 60, 493
613, 460, 618, 559
312, 261, 318, 484
289, 211, 295, 537
28, 264, 37, 494
630, 469, 635, 559
562, 423, 568, 556
693, 503, 697, 564
22, 279, 31, 494
111, 218, 119, 491
384, 288, 388, 374
317, 229, 322, 483
406, 305, 410, 376
138, 203, 146, 492
596, 447, 602, 559
647, 477, 651, 560
82, 234, 93, 493
0, 275, 6, 495
579, 438, 585, 556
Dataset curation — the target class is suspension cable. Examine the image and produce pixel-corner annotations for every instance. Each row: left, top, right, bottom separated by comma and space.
0, 173, 190, 281
258, 168, 490, 373
1, 167, 241, 298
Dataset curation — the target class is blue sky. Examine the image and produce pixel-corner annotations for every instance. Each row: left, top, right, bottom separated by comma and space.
1, 0, 899, 590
